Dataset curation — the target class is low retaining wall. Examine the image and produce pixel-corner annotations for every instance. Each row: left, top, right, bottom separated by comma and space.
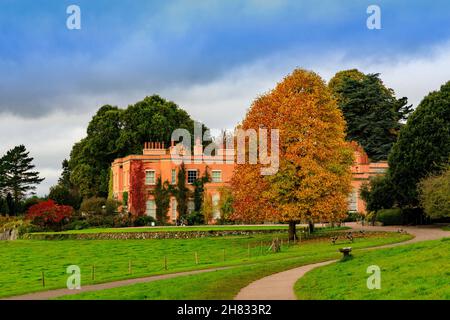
0, 229, 19, 241
24, 229, 289, 240
23, 228, 362, 241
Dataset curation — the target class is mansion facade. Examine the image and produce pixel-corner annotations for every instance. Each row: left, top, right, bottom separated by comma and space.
111, 140, 387, 223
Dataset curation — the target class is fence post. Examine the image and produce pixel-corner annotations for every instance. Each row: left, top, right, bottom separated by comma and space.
129, 260, 132, 275
222, 249, 226, 262
164, 256, 168, 270
41, 271, 45, 287
195, 252, 199, 265
260, 241, 263, 255
92, 265, 95, 281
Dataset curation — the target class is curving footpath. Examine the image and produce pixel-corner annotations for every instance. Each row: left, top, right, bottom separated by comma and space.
234, 223, 450, 300
3, 267, 232, 300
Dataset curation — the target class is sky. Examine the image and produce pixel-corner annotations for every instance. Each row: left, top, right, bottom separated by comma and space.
0, 0, 449, 196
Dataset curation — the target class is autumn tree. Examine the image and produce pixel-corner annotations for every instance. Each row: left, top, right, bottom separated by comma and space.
231, 69, 353, 239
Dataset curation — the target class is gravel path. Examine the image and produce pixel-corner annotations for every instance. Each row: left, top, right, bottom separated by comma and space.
3, 267, 231, 300
234, 223, 450, 300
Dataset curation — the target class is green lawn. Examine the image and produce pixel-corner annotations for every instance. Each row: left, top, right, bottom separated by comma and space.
55, 232, 411, 300
295, 238, 450, 300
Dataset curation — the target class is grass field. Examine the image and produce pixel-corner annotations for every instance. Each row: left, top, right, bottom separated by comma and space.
294, 238, 450, 300
54, 232, 411, 300
0, 229, 408, 298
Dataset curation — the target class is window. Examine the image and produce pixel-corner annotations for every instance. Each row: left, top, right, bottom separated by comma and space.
187, 170, 198, 184
171, 169, 176, 184
211, 170, 222, 183
146, 200, 156, 218
171, 199, 178, 220
348, 189, 358, 212
145, 170, 155, 185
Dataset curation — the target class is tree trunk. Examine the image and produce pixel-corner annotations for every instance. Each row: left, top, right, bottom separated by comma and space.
288, 221, 297, 241
308, 220, 315, 233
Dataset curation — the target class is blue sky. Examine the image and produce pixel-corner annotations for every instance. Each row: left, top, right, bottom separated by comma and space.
0, 0, 449, 195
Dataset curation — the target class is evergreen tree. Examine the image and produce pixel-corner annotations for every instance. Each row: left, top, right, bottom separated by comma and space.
48, 160, 82, 209
329, 71, 412, 161
6, 193, 14, 216
69, 96, 202, 198
58, 159, 72, 189
0, 145, 44, 203
0, 197, 8, 216
174, 163, 189, 220
193, 169, 210, 212
153, 177, 171, 223
388, 81, 450, 208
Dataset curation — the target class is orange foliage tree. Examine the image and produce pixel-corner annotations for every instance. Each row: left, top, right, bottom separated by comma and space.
231, 69, 353, 239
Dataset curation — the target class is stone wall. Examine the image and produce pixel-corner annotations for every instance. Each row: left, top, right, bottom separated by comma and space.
22, 228, 370, 241
25, 229, 286, 240
0, 229, 18, 241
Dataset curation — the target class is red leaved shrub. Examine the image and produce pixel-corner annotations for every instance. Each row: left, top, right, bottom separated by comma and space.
26, 200, 73, 230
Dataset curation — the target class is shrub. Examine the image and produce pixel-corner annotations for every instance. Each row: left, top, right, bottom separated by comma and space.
80, 197, 107, 215
133, 215, 156, 227
187, 211, 205, 225
360, 175, 395, 212
113, 215, 134, 228
0, 216, 28, 232
105, 199, 119, 215
419, 166, 450, 219
26, 200, 73, 231
122, 192, 129, 206
48, 184, 82, 209
343, 211, 364, 222
218, 187, 234, 222
21, 197, 43, 213
376, 208, 403, 226
64, 220, 91, 231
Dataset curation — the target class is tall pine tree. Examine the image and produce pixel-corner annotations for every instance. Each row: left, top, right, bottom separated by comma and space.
0, 145, 44, 203
329, 71, 412, 161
